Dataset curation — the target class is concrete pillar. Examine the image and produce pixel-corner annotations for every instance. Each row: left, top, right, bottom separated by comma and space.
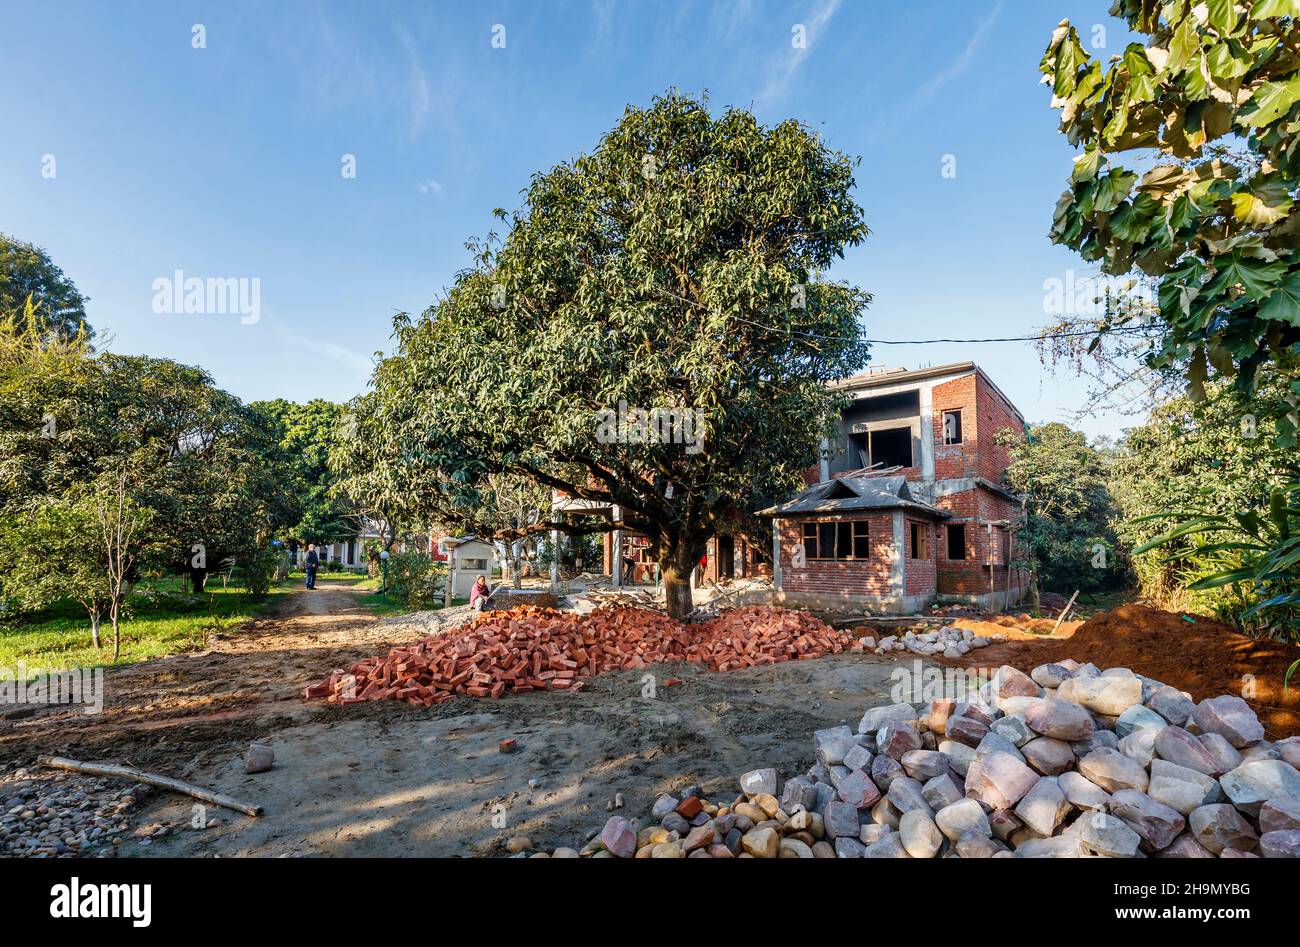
549, 529, 559, 591
892, 512, 906, 605
611, 507, 623, 588
919, 384, 936, 487
445, 546, 457, 607
772, 520, 782, 590
818, 437, 831, 483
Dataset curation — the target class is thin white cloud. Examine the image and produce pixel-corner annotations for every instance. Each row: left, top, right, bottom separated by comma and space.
398, 28, 431, 138
709, 0, 757, 41
755, 0, 842, 110
588, 0, 616, 52
912, 0, 1005, 107
272, 324, 375, 374
417, 179, 443, 195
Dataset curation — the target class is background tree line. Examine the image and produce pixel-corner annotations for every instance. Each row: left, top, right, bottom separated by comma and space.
0, 237, 360, 652
1002, 368, 1297, 639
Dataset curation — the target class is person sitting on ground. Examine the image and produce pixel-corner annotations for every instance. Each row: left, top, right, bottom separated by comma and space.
469, 575, 492, 611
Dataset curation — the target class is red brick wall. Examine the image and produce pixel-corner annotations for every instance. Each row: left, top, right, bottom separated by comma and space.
777, 513, 897, 597
904, 518, 937, 597
934, 486, 1026, 596
930, 372, 1024, 487
932, 375, 977, 480
975, 373, 1024, 483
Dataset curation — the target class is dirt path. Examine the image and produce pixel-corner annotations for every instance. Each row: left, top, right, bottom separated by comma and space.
0, 581, 407, 771
1, 582, 916, 857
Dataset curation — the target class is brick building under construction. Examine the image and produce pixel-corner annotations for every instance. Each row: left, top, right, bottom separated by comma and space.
757, 361, 1029, 613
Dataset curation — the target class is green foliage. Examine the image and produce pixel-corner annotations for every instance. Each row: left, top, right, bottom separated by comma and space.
241, 546, 283, 599
358, 92, 872, 616
382, 550, 446, 611
1040, 3, 1300, 425
0, 317, 291, 638
1111, 372, 1296, 627
328, 389, 419, 550
997, 422, 1127, 595
0, 233, 92, 340
0, 490, 114, 620
251, 398, 353, 543
1, 343, 289, 577
1133, 477, 1300, 639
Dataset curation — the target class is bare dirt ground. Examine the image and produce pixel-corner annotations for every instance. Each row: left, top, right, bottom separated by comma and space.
1, 581, 911, 857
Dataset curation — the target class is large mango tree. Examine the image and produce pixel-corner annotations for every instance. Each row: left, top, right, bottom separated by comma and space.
360, 93, 872, 618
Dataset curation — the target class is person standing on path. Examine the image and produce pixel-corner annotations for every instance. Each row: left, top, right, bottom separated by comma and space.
305, 544, 319, 590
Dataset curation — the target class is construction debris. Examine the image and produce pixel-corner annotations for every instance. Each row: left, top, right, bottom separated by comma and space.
547, 660, 1300, 857
486, 589, 558, 611
245, 743, 274, 775
303, 605, 859, 707
872, 625, 1003, 657
579, 587, 662, 609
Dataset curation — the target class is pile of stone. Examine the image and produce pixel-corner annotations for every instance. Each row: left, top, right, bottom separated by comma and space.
869, 625, 1003, 657
0, 766, 150, 858
550, 659, 1299, 857
305, 605, 858, 706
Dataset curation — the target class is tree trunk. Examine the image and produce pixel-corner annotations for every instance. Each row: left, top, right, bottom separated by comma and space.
511, 553, 523, 590
110, 603, 121, 660
657, 537, 701, 621
90, 609, 102, 650
190, 565, 208, 593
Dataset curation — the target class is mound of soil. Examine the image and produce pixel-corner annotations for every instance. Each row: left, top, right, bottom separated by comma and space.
951, 613, 1085, 638
945, 604, 1300, 739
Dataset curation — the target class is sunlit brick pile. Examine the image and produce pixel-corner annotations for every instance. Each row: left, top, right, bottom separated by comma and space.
302, 605, 858, 706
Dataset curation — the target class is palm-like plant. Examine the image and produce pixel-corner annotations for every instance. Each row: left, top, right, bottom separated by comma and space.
1133, 474, 1300, 686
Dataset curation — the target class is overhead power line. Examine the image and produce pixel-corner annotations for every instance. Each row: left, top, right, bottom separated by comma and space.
727, 313, 1160, 346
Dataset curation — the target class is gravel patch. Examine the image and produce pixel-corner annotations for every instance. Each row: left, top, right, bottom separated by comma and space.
0, 764, 155, 858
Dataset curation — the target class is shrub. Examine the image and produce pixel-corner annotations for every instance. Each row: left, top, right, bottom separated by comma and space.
244, 546, 283, 600
383, 550, 445, 610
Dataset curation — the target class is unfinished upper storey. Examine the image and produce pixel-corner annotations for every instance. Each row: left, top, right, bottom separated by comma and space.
765, 362, 1029, 613
818, 361, 1024, 503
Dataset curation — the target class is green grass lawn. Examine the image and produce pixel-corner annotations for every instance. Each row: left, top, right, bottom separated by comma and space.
356, 590, 469, 618
0, 576, 290, 675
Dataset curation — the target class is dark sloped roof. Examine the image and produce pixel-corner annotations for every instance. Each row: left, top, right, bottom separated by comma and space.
757, 475, 950, 519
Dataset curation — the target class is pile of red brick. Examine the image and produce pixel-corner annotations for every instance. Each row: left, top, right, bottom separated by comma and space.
688, 605, 859, 672
302, 605, 859, 707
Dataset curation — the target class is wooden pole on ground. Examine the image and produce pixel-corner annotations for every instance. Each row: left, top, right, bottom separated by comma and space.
1051, 590, 1080, 635
40, 756, 263, 817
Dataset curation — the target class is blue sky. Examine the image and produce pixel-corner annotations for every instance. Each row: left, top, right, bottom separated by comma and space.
0, 0, 1139, 436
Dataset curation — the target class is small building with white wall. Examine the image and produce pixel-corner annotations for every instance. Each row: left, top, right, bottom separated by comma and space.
439, 535, 495, 601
